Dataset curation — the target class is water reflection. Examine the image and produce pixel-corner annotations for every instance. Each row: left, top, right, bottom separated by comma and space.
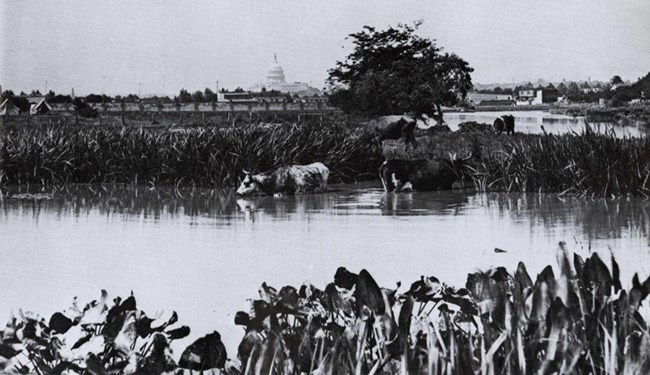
476, 193, 650, 244
3, 184, 649, 246
2, 184, 241, 219
380, 190, 470, 215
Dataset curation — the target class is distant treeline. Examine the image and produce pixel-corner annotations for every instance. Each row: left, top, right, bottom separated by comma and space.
1, 86, 323, 106
475, 72, 650, 105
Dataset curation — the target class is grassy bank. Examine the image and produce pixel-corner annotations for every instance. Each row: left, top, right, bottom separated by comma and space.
2, 248, 649, 374
0, 119, 380, 187
551, 104, 650, 126
2, 119, 649, 196
384, 128, 650, 197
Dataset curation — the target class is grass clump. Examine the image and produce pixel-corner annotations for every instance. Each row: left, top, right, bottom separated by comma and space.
471, 131, 650, 197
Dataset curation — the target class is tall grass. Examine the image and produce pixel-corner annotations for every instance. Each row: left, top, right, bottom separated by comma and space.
2, 120, 650, 197
0, 121, 380, 187
469, 130, 650, 197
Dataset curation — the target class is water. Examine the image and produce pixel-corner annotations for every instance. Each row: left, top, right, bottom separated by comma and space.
2, 184, 650, 355
440, 110, 647, 137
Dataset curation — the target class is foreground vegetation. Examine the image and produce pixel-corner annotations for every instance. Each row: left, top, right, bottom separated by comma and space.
2, 247, 650, 374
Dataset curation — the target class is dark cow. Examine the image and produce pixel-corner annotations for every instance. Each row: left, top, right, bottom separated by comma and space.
379, 158, 470, 192
366, 116, 418, 150
493, 115, 515, 135
236, 162, 329, 196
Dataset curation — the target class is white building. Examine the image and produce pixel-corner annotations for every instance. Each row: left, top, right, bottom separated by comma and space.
249, 54, 318, 95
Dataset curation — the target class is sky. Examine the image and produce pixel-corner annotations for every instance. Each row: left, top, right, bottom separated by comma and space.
1, 0, 649, 96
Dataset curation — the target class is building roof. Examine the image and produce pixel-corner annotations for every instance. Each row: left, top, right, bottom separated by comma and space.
0, 98, 20, 115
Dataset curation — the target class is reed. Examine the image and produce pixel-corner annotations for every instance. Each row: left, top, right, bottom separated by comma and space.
2, 120, 649, 197
469, 130, 650, 197
0, 121, 381, 187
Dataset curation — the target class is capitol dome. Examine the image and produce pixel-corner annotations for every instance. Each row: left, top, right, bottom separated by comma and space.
266, 54, 286, 84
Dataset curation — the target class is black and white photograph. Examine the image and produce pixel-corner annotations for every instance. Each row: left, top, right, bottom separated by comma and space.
1, 1, 650, 373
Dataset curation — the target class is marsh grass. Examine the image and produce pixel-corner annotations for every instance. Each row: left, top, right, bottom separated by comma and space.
471, 130, 650, 197
2, 120, 649, 197
0, 121, 380, 187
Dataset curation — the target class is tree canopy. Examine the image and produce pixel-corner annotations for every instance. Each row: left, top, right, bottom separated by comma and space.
327, 22, 473, 122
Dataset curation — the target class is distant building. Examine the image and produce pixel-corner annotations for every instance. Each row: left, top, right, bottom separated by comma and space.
0, 98, 20, 115
249, 54, 320, 95
466, 92, 514, 106
29, 98, 52, 115
515, 88, 558, 105
518, 90, 536, 100
531, 88, 558, 104
217, 92, 257, 103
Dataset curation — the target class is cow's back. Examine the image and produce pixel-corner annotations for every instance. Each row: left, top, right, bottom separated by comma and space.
275, 162, 329, 194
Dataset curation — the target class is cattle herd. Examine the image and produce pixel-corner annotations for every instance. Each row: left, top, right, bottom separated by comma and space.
235, 115, 516, 196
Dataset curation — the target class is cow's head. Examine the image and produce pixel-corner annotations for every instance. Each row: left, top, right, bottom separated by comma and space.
236, 170, 261, 196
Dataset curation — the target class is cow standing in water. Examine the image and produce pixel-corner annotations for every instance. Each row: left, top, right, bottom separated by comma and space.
493, 115, 515, 135
367, 117, 418, 150
236, 162, 329, 196
379, 157, 471, 192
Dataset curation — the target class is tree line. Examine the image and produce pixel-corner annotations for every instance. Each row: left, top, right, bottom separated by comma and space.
476, 73, 650, 105
1, 87, 310, 106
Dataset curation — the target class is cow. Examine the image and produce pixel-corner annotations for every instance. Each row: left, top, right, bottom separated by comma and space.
493, 115, 515, 135
366, 116, 418, 150
236, 162, 329, 196
379, 157, 470, 192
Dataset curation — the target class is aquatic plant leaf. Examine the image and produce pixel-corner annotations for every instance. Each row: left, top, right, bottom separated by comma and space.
582, 253, 613, 295
334, 267, 359, 290
120, 295, 137, 312
354, 270, 385, 316
515, 262, 533, 297
49, 361, 84, 374
611, 255, 622, 292
259, 282, 278, 304
278, 286, 299, 311
408, 276, 440, 302
166, 325, 190, 340
0, 343, 21, 359
489, 266, 510, 282
238, 331, 263, 366
557, 241, 572, 279
137, 333, 177, 374
49, 312, 74, 334
573, 253, 585, 278
249, 330, 283, 375
135, 314, 155, 338
235, 311, 250, 326
179, 331, 227, 371
398, 296, 414, 353
71, 331, 92, 349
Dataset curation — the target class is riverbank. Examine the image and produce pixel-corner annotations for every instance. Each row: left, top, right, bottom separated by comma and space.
2, 249, 648, 374
550, 103, 650, 126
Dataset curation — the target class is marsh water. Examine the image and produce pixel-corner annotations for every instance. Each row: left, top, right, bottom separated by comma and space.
2, 183, 650, 354
442, 110, 647, 137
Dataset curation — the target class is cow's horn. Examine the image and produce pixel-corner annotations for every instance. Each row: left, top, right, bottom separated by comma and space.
242, 169, 250, 175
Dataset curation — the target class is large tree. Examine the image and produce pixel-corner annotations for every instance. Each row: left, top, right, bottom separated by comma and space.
327, 22, 473, 123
